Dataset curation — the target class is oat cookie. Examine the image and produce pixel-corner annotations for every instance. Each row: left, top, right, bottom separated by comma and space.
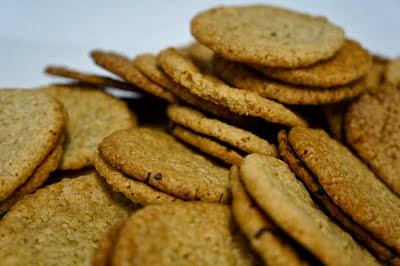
93, 152, 181, 205
191, 4, 344, 68
167, 104, 277, 157
45, 65, 141, 91
345, 83, 400, 196
91, 50, 178, 102
0, 89, 66, 202
288, 126, 400, 253
251, 39, 372, 88
240, 154, 380, 266
230, 165, 311, 266
39, 84, 137, 170
384, 56, 400, 85
98, 127, 231, 203
278, 130, 399, 265
180, 41, 215, 73
158, 47, 307, 127
0, 171, 138, 266
111, 202, 261, 266
170, 123, 243, 165
213, 55, 366, 105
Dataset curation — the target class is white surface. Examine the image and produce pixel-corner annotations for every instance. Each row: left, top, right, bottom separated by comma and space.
1, 0, 399, 88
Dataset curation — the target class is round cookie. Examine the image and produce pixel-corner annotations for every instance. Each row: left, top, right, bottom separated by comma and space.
166, 104, 277, 157
45, 65, 141, 91
91, 50, 178, 103
230, 165, 311, 266
345, 83, 400, 196
39, 84, 137, 170
98, 127, 231, 203
213, 55, 366, 105
191, 4, 345, 68
250, 39, 372, 88
288, 126, 400, 253
170, 123, 243, 165
93, 152, 182, 205
111, 202, 260, 266
0, 89, 66, 202
0, 171, 138, 266
240, 154, 380, 266
158, 47, 307, 127
277, 130, 399, 265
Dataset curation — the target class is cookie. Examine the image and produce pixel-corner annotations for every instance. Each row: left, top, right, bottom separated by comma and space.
166, 104, 277, 157
213, 55, 367, 105
288, 126, 400, 253
39, 84, 137, 170
111, 202, 260, 266
240, 154, 380, 266
230, 165, 311, 266
93, 152, 181, 205
278, 130, 399, 265
365, 55, 388, 92
91, 50, 178, 103
92, 218, 127, 266
0, 89, 66, 202
158, 47, 307, 127
384, 56, 400, 85
180, 41, 215, 73
0, 171, 138, 265
250, 39, 372, 88
0, 144, 63, 215
45, 65, 140, 91
345, 83, 400, 196
98, 127, 231, 203
136, 52, 258, 128
191, 4, 344, 68
170, 123, 243, 165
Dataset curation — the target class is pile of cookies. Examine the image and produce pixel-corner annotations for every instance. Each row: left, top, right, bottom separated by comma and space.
1, 3, 399, 266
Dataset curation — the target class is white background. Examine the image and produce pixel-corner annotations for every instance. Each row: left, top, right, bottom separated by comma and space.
1, 0, 399, 88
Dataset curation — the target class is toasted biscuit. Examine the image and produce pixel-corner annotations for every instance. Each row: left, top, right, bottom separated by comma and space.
191, 4, 344, 68
384, 56, 400, 85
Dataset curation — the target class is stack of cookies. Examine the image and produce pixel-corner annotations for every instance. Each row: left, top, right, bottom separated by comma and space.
1, 3, 400, 266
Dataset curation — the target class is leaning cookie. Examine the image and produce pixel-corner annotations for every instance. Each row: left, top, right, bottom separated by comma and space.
38, 84, 137, 170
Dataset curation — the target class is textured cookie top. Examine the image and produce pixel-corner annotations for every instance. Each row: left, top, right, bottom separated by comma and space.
158, 47, 307, 127
0, 89, 66, 202
0, 172, 137, 266
384, 57, 400, 85
251, 39, 372, 88
230, 165, 310, 266
98, 127, 230, 203
167, 104, 277, 157
345, 83, 400, 196
112, 202, 260, 266
39, 84, 137, 170
191, 4, 345, 68
288, 126, 400, 253
240, 154, 380, 266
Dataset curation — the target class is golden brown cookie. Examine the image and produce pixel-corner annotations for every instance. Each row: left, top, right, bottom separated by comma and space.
213, 55, 367, 105
250, 39, 372, 88
98, 127, 231, 203
345, 83, 400, 196
0, 89, 66, 202
158, 47, 307, 127
170, 123, 243, 165
240, 154, 380, 266
278, 129, 399, 265
0, 171, 138, 266
91, 50, 178, 102
191, 4, 345, 68
384, 56, 400, 85
39, 84, 137, 170
111, 202, 261, 266
166, 104, 277, 157
288, 126, 400, 253
230, 165, 312, 266
93, 152, 182, 205
45, 65, 141, 91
